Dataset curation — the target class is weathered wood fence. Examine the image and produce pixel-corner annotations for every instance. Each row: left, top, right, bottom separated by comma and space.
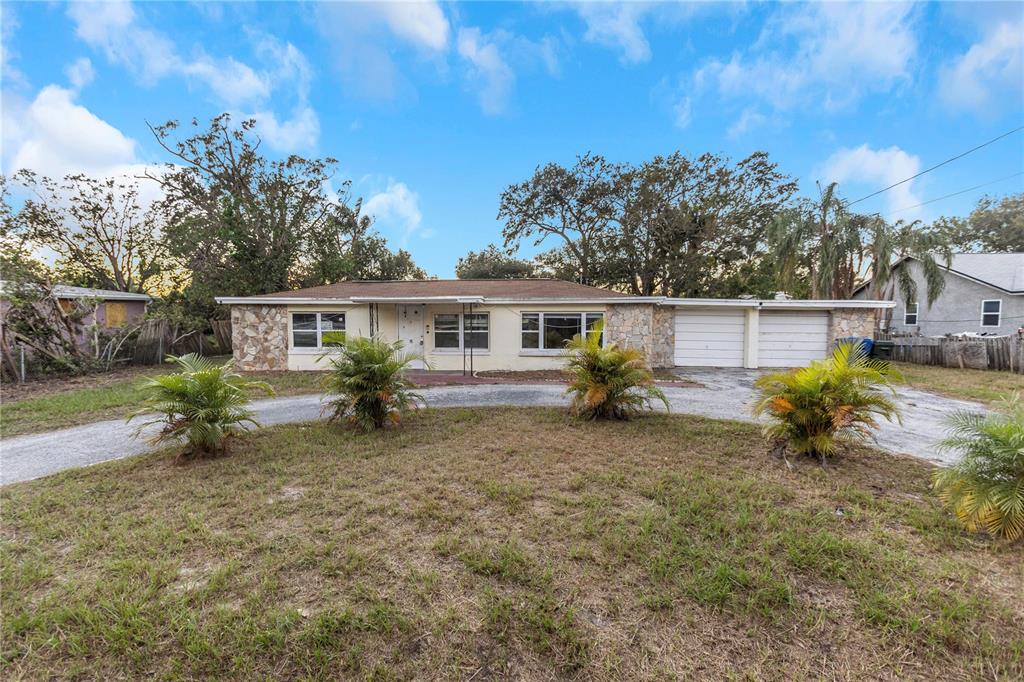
888, 335, 1024, 374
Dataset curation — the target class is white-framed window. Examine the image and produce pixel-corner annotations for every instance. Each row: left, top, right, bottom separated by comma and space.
432, 312, 489, 352
981, 300, 1002, 328
291, 312, 346, 349
903, 301, 918, 326
521, 312, 604, 350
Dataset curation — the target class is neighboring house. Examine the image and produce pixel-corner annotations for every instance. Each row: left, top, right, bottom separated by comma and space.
217, 279, 891, 371
852, 253, 1024, 337
0, 282, 152, 349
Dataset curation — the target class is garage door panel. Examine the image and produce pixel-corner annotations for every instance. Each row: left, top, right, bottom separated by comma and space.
674, 310, 746, 367
757, 311, 829, 367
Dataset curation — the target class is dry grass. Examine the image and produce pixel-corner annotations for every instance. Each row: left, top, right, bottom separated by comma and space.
2, 408, 1021, 680
893, 362, 1023, 405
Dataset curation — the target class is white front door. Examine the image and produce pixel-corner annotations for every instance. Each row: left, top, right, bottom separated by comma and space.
397, 304, 426, 369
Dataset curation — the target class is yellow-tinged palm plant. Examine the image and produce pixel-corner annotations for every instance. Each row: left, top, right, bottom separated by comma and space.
321, 336, 424, 431
752, 342, 901, 460
563, 321, 668, 420
128, 354, 274, 457
933, 393, 1024, 542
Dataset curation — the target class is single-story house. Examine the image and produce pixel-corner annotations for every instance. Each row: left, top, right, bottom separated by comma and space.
852, 253, 1024, 337
216, 279, 892, 372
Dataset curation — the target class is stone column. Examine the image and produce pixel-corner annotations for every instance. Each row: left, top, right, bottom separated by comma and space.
230, 304, 289, 371
827, 308, 878, 347
605, 304, 676, 368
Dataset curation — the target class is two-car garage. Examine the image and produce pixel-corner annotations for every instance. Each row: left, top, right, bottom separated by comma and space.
673, 304, 831, 368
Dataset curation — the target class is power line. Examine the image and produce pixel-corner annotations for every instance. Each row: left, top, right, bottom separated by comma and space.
886, 171, 1024, 215
846, 125, 1024, 206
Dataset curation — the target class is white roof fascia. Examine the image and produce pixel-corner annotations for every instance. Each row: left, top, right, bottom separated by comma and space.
760, 299, 895, 309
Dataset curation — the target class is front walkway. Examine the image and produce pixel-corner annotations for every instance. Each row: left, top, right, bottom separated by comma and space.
1, 377, 984, 485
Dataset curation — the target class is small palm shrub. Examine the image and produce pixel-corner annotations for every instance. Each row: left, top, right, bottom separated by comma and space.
128, 354, 273, 457
563, 321, 668, 420
752, 342, 901, 460
321, 336, 424, 431
933, 393, 1024, 542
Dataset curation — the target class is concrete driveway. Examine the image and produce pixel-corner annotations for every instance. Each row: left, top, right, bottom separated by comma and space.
1, 372, 984, 485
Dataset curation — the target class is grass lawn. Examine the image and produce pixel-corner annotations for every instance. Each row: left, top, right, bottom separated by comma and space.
893, 362, 1023, 405
2, 409, 1020, 680
0, 364, 324, 438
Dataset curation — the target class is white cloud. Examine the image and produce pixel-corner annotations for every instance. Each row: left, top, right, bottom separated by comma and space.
696, 2, 918, 111
1, 83, 166, 206
574, 2, 652, 64
377, 0, 450, 51
315, 1, 449, 101
457, 28, 515, 115
64, 57, 96, 91
363, 181, 424, 244
672, 95, 692, 129
245, 106, 320, 153
819, 145, 923, 220
939, 20, 1023, 115
727, 108, 767, 138
66, 2, 319, 150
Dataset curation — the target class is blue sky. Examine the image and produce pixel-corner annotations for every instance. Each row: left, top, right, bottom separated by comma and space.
2, 1, 1022, 277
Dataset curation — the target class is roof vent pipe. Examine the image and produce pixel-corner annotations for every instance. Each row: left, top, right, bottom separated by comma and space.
773, 291, 792, 301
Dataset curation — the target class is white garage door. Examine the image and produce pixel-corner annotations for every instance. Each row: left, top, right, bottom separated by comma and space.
758, 311, 829, 367
674, 310, 746, 367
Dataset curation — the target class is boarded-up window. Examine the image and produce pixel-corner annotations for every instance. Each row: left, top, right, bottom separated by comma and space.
105, 302, 127, 328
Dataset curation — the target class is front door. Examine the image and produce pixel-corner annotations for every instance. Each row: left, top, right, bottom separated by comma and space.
397, 304, 426, 369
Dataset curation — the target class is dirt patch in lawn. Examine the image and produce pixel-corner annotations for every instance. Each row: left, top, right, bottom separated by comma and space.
2, 409, 1020, 680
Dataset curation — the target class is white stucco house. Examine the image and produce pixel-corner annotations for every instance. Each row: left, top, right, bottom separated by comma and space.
216, 279, 893, 372
852, 253, 1024, 337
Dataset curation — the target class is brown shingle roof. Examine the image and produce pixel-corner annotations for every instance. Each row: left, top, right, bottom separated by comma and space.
251, 279, 628, 300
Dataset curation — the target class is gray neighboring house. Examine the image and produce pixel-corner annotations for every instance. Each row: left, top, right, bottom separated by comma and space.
852, 253, 1024, 336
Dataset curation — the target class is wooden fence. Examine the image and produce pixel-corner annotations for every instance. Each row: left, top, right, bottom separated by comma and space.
887, 335, 1024, 374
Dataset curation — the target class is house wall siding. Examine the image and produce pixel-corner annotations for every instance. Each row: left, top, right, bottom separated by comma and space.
854, 260, 1023, 336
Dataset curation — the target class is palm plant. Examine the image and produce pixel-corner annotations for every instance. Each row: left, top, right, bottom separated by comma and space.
933, 393, 1024, 542
321, 336, 424, 431
752, 342, 901, 460
563, 321, 668, 420
128, 353, 273, 457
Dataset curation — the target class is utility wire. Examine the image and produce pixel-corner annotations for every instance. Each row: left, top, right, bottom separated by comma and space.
846, 125, 1024, 206
886, 171, 1024, 215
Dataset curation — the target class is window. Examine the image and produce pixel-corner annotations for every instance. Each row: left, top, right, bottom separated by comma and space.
522, 312, 604, 350
981, 300, 1001, 327
291, 312, 345, 349
432, 313, 489, 351
105, 302, 127, 328
903, 301, 918, 326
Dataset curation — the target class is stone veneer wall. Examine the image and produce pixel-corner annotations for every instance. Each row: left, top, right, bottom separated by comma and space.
605, 304, 676, 368
231, 304, 289, 371
827, 308, 878, 347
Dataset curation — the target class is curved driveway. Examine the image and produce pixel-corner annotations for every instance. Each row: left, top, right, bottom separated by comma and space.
1, 374, 983, 485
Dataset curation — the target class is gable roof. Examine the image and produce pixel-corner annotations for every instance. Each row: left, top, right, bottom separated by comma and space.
942, 253, 1024, 293
220, 279, 631, 304
853, 253, 1024, 296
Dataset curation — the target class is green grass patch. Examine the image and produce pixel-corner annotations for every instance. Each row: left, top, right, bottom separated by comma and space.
2, 408, 1021, 679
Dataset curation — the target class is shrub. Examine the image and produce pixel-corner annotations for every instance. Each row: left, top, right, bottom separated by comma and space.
128, 353, 273, 457
321, 336, 424, 431
563, 321, 668, 420
752, 342, 901, 460
933, 393, 1024, 542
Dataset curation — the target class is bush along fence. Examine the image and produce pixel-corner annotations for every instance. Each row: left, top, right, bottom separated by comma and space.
888, 334, 1024, 374
2, 317, 232, 383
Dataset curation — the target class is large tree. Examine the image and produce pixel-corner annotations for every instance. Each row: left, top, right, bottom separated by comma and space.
498, 153, 616, 285
147, 114, 338, 297
934, 192, 1023, 253
11, 172, 168, 294
455, 244, 536, 279
498, 150, 796, 296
